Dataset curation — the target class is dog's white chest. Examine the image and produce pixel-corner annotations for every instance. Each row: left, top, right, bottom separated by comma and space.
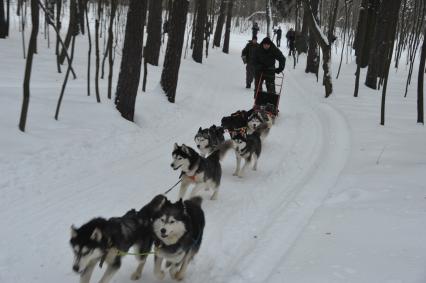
156, 248, 186, 263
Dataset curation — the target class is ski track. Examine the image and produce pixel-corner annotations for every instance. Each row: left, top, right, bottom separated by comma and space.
0, 41, 350, 282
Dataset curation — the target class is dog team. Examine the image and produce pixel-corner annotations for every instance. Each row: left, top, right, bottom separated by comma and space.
70, 106, 276, 283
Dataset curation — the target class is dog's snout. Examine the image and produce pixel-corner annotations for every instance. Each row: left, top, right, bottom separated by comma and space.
197, 145, 201, 148
161, 228, 166, 234
170, 163, 173, 168
73, 265, 80, 273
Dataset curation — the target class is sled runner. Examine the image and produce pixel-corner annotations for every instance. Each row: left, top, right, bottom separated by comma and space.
253, 72, 284, 116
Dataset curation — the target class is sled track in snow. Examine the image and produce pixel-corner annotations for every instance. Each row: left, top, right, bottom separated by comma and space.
188, 72, 351, 283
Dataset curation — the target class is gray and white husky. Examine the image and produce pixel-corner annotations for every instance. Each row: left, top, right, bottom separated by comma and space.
69, 195, 166, 283
171, 141, 232, 200
152, 197, 205, 281
247, 110, 273, 140
194, 125, 225, 157
231, 129, 263, 178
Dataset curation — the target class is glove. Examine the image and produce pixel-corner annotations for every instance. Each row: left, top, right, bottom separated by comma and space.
241, 56, 247, 64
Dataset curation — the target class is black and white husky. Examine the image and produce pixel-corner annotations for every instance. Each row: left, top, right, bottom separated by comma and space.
69, 195, 166, 283
171, 141, 232, 200
231, 129, 264, 178
247, 110, 273, 140
194, 125, 225, 157
152, 197, 205, 281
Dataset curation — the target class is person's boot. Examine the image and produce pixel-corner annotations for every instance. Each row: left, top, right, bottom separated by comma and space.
246, 84, 251, 89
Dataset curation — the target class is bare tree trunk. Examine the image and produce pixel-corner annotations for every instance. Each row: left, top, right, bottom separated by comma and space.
145, 0, 162, 66
222, 0, 233, 54
55, 0, 62, 73
55, 34, 76, 120
305, 0, 319, 74
379, 0, 402, 125
19, 0, 39, 132
336, 0, 348, 79
106, 0, 116, 99
296, 7, 309, 54
192, 0, 206, 63
353, 0, 378, 96
266, 0, 272, 37
213, 0, 226, 47
302, 0, 333, 97
6, 0, 9, 36
142, 0, 162, 92
418, 30, 426, 124
0, 0, 7, 38
94, 0, 101, 103
59, 0, 77, 64
115, 0, 147, 121
85, 2, 91, 96
161, 0, 189, 103
365, 1, 401, 90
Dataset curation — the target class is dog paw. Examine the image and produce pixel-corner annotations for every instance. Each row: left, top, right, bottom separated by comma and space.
174, 271, 185, 281
169, 269, 178, 279
154, 270, 165, 280
131, 272, 141, 281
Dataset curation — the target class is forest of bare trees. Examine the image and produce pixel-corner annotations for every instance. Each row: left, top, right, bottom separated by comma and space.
0, 0, 424, 130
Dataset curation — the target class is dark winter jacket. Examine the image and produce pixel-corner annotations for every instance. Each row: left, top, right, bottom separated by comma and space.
241, 41, 259, 64
252, 24, 260, 36
286, 30, 296, 42
252, 38, 286, 73
275, 28, 282, 39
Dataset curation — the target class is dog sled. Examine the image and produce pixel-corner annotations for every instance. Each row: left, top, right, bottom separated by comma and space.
253, 72, 284, 116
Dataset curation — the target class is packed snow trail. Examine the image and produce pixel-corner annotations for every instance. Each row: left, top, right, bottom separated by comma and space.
0, 33, 351, 283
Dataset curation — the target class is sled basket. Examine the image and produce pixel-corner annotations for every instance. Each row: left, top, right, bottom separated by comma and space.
253, 72, 284, 116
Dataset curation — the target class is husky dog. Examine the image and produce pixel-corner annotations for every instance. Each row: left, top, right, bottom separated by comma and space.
69, 195, 166, 283
171, 141, 232, 200
194, 125, 225, 157
152, 197, 205, 281
247, 110, 273, 140
220, 109, 253, 132
231, 129, 263, 178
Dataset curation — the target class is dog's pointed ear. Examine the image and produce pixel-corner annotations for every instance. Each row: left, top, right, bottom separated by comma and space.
150, 194, 167, 212
198, 127, 202, 132
181, 144, 189, 154
157, 195, 167, 210
177, 199, 188, 216
70, 225, 78, 238
90, 228, 102, 242
173, 143, 179, 150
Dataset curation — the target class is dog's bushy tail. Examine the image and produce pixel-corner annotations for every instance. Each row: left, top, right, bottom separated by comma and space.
208, 139, 234, 161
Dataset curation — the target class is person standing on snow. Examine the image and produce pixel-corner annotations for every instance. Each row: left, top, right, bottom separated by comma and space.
275, 26, 282, 47
241, 36, 259, 89
252, 37, 286, 95
252, 22, 260, 38
286, 28, 296, 56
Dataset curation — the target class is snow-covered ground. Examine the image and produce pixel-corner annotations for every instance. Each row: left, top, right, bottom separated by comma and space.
1, 22, 425, 283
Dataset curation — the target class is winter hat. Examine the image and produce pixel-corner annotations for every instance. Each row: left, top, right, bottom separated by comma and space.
260, 37, 273, 45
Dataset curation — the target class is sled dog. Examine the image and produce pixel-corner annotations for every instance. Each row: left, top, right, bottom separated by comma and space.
69, 195, 166, 283
194, 125, 225, 157
231, 128, 265, 178
171, 141, 232, 200
152, 197, 205, 281
247, 110, 273, 140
